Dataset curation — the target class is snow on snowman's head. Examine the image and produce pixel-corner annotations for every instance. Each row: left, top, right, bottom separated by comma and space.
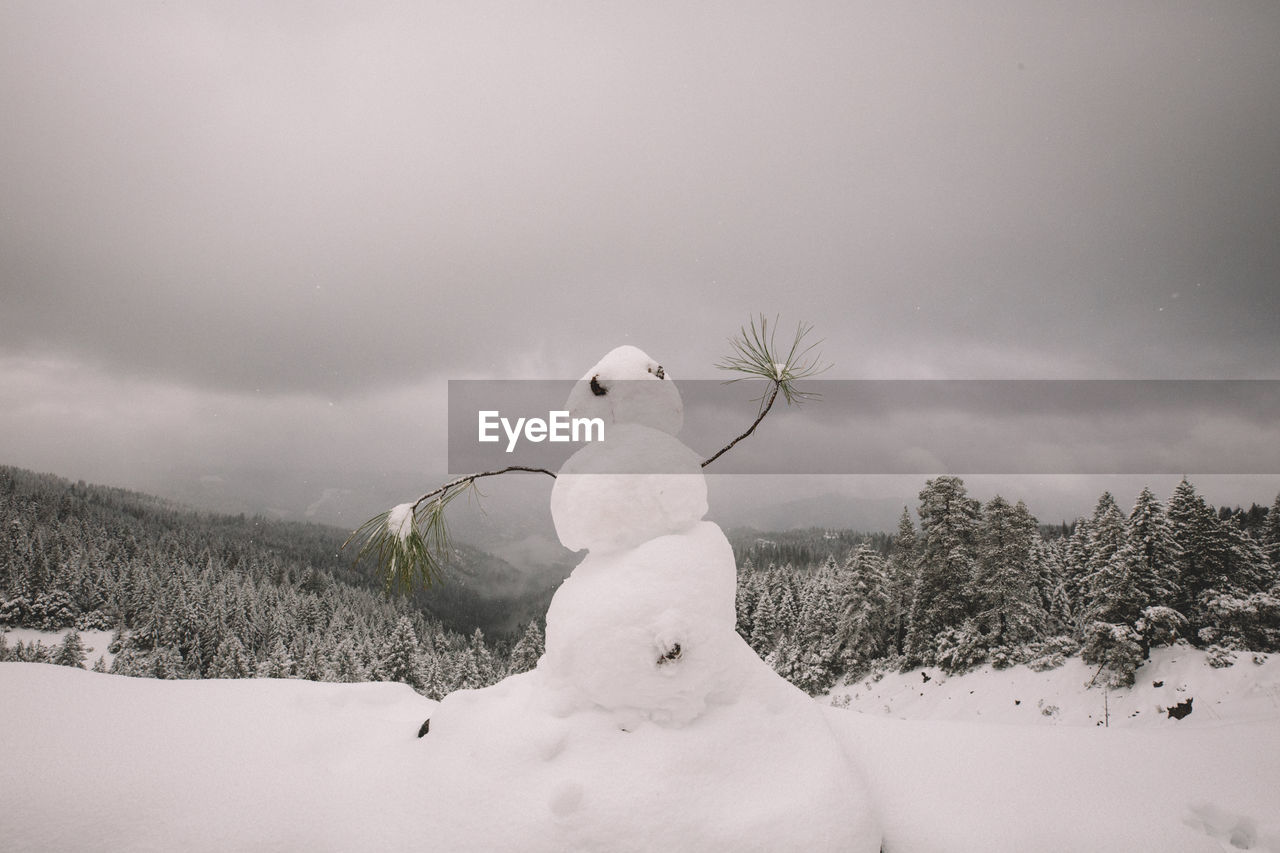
564, 345, 683, 436
551, 346, 704, 553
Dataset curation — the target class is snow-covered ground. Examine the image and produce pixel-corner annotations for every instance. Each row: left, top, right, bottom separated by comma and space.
2, 657, 1277, 852
830, 645, 1280, 728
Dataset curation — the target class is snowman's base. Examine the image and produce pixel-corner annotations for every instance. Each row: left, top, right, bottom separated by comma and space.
416, 639, 881, 852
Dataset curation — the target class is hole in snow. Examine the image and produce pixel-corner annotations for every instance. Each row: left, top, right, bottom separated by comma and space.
590, 375, 608, 396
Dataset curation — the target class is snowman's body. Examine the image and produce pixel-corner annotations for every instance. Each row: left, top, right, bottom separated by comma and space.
419, 346, 880, 852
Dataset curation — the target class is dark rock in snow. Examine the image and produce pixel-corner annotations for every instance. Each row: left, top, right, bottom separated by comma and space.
418, 718, 431, 738
1167, 698, 1194, 720
1153, 680, 1164, 688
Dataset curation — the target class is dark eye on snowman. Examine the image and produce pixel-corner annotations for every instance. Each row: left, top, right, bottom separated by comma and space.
648, 364, 665, 379
590, 375, 608, 396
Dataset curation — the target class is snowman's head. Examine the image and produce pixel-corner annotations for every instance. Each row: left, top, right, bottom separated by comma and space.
565, 345, 683, 436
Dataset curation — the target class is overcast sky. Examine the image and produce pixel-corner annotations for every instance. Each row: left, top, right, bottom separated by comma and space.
2, 2, 1278, 532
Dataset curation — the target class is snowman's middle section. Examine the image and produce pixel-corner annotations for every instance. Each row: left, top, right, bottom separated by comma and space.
544, 419, 746, 727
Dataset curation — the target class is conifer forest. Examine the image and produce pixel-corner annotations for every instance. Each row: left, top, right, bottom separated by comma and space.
3, 465, 1278, 696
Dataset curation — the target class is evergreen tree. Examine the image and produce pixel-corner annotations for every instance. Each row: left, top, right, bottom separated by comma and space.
467, 628, 496, 689
379, 616, 424, 689
1083, 541, 1146, 629
1168, 479, 1271, 632
972, 497, 1043, 659
884, 508, 917, 656
838, 543, 889, 670
734, 573, 760, 641
52, 629, 88, 668
1125, 486, 1180, 610
1265, 493, 1280, 570
508, 620, 545, 675
256, 637, 295, 679
1060, 520, 1093, 628
748, 591, 778, 654
210, 635, 253, 678
904, 476, 979, 666
326, 638, 369, 684
795, 571, 842, 688
1081, 620, 1144, 688
1030, 537, 1072, 635
1084, 493, 1128, 587
1167, 478, 1217, 622
776, 586, 799, 639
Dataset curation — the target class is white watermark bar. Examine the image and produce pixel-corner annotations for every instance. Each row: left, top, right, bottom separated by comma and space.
447, 379, 1280, 475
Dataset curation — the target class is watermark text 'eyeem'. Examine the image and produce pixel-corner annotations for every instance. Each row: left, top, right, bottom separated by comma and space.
477, 410, 605, 453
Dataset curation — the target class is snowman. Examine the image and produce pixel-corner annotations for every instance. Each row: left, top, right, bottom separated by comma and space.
417, 346, 881, 852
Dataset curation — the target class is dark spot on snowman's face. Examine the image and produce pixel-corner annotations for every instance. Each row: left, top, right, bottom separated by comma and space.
590, 375, 608, 396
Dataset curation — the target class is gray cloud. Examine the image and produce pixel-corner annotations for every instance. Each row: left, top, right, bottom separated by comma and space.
2, 2, 1278, 523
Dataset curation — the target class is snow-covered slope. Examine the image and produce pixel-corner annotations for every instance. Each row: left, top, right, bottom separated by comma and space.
830, 645, 1280, 728
3, 661, 1277, 852
0, 664, 435, 852
831, 707, 1280, 852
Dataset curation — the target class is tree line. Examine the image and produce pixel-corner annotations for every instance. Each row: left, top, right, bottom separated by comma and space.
3, 465, 1278, 697
737, 476, 1280, 690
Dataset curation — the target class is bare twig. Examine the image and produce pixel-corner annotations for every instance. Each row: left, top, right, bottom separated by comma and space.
702, 382, 780, 468
408, 466, 556, 515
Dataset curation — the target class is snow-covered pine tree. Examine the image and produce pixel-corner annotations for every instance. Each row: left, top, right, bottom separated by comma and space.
256, 637, 295, 679
972, 497, 1044, 663
468, 627, 497, 688
794, 569, 842, 690
904, 476, 979, 667
1167, 479, 1270, 633
1081, 620, 1144, 688
1266, 493, 1280, 571
748, 589, 778, 655
776, 585, 799, 639
1126, 486, 1180, 611
734, 572, 761, 641
52, 629, 87, 668
508, 620, 545, 676
1060, 519, 1093, 629
210, 635, 253, 678
884, 507, 917, 657
1167, 478, 1215, 623
1084, 540, 1146, 629
1030, 536, 1072, 636
1084, 493, 1127, 587
379, 616, 424, 690
326, 638, 368, 684
838, 543, 889, 673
